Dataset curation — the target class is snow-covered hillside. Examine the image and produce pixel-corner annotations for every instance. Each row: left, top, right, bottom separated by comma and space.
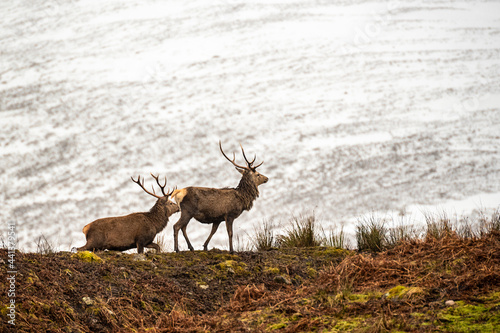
1, 0, 500, 251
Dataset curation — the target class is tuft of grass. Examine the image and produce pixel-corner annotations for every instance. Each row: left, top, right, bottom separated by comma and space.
276, 214, 322, 248
323, 225, 348, 249
35, 235, 56, 255
250, 219, 276, 251
386, 216, 421, 248
424, 212, 454, 240
456, 216, 479, 239
458, 208, 500, 238
235, 234, 251, 252
356, 215, 386, 252
489, 208, 500, 233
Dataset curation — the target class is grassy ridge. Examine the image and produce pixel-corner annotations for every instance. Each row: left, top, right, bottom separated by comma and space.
2, 214, 500, 332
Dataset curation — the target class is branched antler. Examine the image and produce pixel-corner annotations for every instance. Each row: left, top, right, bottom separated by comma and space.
219, 141, 263, 171
131, 174, 176, 198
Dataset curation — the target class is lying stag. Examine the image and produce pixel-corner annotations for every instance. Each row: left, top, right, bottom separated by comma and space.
77, 174, 179, 253
171, 141, 268, 253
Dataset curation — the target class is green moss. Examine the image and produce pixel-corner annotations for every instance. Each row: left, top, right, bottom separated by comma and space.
63, 303, 75, 317
313, 247, 351, 257
298, 298, 311, 306
71, 251, 103, 263
347, 293, 369, 302
307, 267, 317, 278
309, 315, 366, 332
1, 305, 8, 316
331, 290, 381, 304
214, 253, 240, 261
264, 310, 297, 331
264, 267, 280, 275
85, 306, 101, 316
386, 285, 425, 300
268, 322, 287, 330
215, 260, 249, 276
28, 271, 40, 282
275, 253, 298, 261
436, 301, 500, 332
333, 317, 365, 331
196, 251, 209, 259
482, 291, 500, 303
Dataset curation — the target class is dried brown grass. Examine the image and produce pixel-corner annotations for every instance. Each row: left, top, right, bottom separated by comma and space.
319, 230, 500, 297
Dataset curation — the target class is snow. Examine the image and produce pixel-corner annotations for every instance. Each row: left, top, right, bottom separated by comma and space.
1, 0, 499, 252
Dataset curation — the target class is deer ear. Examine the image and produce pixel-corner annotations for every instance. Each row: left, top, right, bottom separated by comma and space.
235, 167, 245, 175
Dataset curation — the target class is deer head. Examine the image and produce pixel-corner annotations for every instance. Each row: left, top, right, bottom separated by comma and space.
131, 173, 179, 214
219, 141, 268, 186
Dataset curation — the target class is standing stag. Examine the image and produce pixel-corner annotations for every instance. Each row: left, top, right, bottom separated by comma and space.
77, 174, 179, 253
171, 141, 268, 253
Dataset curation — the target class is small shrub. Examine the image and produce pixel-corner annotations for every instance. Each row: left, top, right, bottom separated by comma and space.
356, 215, 386, 252
250, 219, 275, 251
276, 214, 322, 248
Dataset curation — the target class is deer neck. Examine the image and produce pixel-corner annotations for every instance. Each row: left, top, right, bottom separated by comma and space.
235, 174, 260, 211
148, 201, 170, 233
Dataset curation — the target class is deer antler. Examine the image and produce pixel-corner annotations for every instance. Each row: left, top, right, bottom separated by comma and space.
131, 174, 175, 198
219, 141, 248, 170
219, 141, 263, 171
150, 173, 168, 196
239, 143, 263, 170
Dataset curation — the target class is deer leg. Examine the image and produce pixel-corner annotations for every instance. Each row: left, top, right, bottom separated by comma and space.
77, 239, 96, 252
225, 218, 235, 253
203, 222, 221, 251
136, 242, 145, 254
180, 225, 194, 251
145, 243, 161, 253
174, 212, 192, 252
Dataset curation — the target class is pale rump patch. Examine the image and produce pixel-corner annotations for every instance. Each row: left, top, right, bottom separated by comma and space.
171, 188, 188, 207
82, 224, 90, 236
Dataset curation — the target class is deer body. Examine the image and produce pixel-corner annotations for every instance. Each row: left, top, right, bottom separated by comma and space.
77, 175, 179, 253
172, 142, 268, 253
